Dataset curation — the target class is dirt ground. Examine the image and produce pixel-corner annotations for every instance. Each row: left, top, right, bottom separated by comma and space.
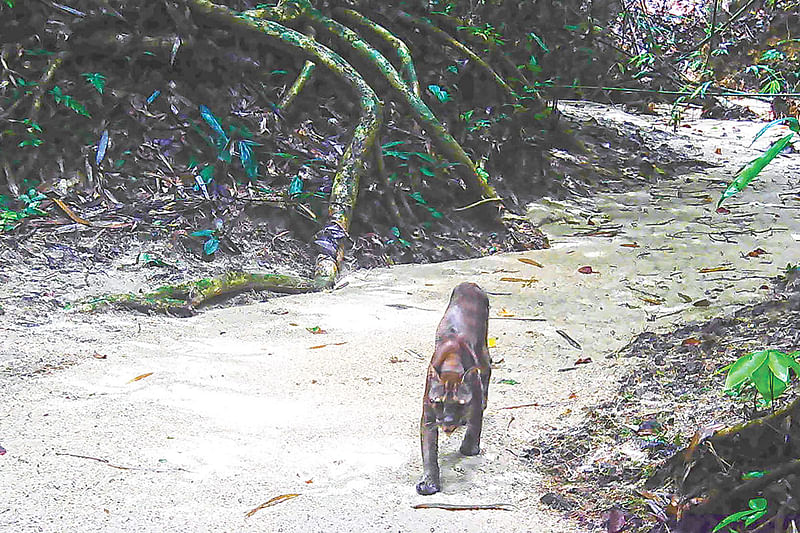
2, 101, 800, 532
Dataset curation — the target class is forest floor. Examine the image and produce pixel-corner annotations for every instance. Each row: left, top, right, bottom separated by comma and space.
2, 101, 800, 532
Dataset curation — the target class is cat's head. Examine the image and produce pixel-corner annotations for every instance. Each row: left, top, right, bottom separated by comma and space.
427, 367, 480, 434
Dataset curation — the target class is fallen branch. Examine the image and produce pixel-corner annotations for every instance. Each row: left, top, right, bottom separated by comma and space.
412, 502, 516, 511
77, 271, 321, 316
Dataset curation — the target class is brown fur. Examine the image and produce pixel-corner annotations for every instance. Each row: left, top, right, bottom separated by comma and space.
416, 282, 491, 495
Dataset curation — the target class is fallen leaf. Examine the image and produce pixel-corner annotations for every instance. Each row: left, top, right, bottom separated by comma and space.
760, 284, 770, 290
518, 258, 543, 268
640, 297, 663, 305
574, 357, 592, 365
304, 479, 313, 484
127, 372, 153, 383
747, 248, 767, 258
682, 338, 701, 346
568, 392, 578, 399
488, 337, 497, 348
245, 494, 300, 518
499, 379, 519, 385
714, 147, 722, 155
637, 419, 662, 436
499, 276, 538, 287
693, 299, 711, 307
578, 266, 596, 274
92, 352, 107, 359
309, 342, 347, 350
716, 206, 731, 214
678, 293, 693, 303
699, 266, 733, 273
620, 243, 639, 248
496, 308, 515, 317
556, 330, 582, 350
306, 326, 327, 334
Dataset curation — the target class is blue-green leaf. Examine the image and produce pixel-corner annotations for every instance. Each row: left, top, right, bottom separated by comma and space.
390, 226, 401, 238
239, 140, 258, 178
289, 176, 303, 198
199, 105, 226, 138
191, 229, 214, 238
427, 84, 451, 103
204, 237, 220, 255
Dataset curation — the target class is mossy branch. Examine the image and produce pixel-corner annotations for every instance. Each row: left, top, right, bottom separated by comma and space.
77, 271, 323, 316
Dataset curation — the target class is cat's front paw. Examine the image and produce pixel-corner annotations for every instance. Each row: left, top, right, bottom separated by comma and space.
416, 475, 441, 495
459, 441, 480, 456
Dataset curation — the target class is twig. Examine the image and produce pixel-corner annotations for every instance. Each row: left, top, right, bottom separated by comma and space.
452, 197, 503, 212
245, 494, 300, 518
489, 316, 546, 322
412, 502, 516, 511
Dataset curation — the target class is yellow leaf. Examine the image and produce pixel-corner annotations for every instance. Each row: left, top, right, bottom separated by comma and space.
488, 337, 497, 348
127, 372, 153, 383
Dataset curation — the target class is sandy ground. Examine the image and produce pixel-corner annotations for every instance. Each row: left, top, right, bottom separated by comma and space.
2, 101, 800, 532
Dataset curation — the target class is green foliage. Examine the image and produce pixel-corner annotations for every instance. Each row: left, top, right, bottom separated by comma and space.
387, 226, 411, 248
717, 118, 799, 207
712, 498, 767, 532
724, 349, 800, 406
0, 189, 47, 232
2, 0, 13, 7
50, 86, 91, 117
16, 118, 44, 148
190, 228, 220, 257
457, 23, 504, 46
427, 84, 451, 103
81, 72, 106, 94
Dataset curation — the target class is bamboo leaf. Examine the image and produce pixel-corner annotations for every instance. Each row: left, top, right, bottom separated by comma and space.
718, 133, 794, 207
751, 117, 800, 146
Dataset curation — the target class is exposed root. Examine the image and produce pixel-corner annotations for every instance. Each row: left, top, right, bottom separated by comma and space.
278, 60, 316, 112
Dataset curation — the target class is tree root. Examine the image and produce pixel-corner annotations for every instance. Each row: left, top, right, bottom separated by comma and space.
77, 271, 323, 316
647, 397, 800, 532
335, 8, 420, 97
188, 0, 382, 286
278, 60, 316, 112
300, 3, 498, 200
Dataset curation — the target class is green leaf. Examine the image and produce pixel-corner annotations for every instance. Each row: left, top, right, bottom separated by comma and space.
749, 498, 768, 511
81, 72, 106, 94
741, 471, 767, 480
718, 133, 795, 207
288, 176, 303, 198
203, 237, 220, 256
420, 167, 435, 177
724, 350, 769, 391
427, 84, 451, 103
499, 379, 519, 385
427, 207, 443, 219
381, 140, 405, 149
767, 350, 792, 383
191, 229, 215, 238
712, 509, 758, 532
750, 362, 787, 403
409, 192, 427, 205
199, 165, 215, 184
751, 118, 800, 146
412, 152, 436, 164
390, 226, 401, 238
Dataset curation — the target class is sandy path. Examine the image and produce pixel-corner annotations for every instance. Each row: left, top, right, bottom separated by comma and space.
2, 102, 799, 532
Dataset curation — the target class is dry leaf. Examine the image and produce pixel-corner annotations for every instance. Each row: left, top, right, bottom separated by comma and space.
716, 206, 731, 214
620, 243, 639, 248
747, 248, 767, 258
517, 258, 543, 268
693, 299, 711, 307
306, 326, 327, 334
714, 147, 722, 155
699, 267, 733, 273
309, 342, 347, 350
127, 372, 153, 383
245, 494, 300, 518
640, 297, 663, 305
496, 308, 515, 317
92, 352, 107, 359
682, 338, 701, 346
577, 266, 595, 274
574, 357, 592, 365
499, 276, 537, 287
